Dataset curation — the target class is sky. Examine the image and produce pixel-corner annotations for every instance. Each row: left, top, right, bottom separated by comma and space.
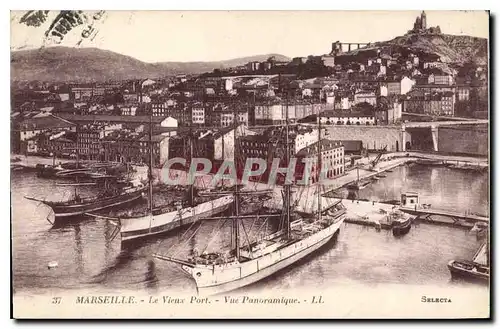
10, 10, 489, 63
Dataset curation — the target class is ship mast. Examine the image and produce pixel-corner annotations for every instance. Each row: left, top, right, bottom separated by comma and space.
317, 103, 322, 222
74, 123, 80, 199
233, 100, 240, 260
189, 118, 194, 206
284, 90, 291, 239
76, 123, 80, 168
148, 114, 154, 217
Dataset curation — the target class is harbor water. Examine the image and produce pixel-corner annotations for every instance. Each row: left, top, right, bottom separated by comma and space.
11, 163, 489, 296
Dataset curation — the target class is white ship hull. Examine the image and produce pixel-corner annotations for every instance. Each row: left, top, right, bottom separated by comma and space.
120, 195, 234, 242
181, 217, 344, 296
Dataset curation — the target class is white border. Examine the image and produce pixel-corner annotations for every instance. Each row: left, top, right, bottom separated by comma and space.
3, 1, 497, 328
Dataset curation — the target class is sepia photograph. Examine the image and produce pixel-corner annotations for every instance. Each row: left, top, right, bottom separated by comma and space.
9, 9, 490, 319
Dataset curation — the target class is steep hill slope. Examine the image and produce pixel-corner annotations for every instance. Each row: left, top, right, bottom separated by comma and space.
347, 33, 488, 65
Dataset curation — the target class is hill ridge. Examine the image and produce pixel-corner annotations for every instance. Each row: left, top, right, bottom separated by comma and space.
11, 46, 291, 82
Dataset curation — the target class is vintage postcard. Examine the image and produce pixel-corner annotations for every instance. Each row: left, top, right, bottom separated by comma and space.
10, 10, 490, 319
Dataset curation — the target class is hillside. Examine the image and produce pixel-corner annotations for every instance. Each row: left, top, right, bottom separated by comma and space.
10, 47, 290, 82
347, 33, 488, 65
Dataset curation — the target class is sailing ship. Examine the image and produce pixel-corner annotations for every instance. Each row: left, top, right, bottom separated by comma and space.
153, 93, 346, 296
448, 241, 489, 283
89, 117, 234, 243
25, 124, 146, 220
25, 179, 146, 220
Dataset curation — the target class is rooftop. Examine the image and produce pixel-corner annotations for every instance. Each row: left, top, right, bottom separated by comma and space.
58, 114, 169, 124
296, 139, 344, 157
320, 110, 374, 118
21, 114, 76, 130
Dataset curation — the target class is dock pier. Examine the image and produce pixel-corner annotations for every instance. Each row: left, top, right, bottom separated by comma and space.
322, 193, 489, 231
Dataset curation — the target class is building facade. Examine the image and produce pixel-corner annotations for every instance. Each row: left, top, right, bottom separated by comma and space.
295, 139, 345, 185
319, 111, 376, 125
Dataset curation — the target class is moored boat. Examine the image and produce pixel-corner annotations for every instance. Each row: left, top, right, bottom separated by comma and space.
416, 159, 445, 166
390, 210, 413, 236
448, 242, 489, 283
155, 207, 345, 296
447, 259, 489, 283
88, 119, 235, 244
25, 182, 147, 219
116, 192, 234, 243
153, 94, 346, 296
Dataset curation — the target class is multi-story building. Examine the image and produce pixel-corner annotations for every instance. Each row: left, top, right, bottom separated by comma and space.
239, 126, 320, 165
77, 123, 122, 160
254, 100, 297, 125
318, 110, 376, 125
24, 131, 77, 156
424, 92, 455, 117
121, 106, 138, 116
151, 99, 177, 117
375, 98, 403, 124
102, 130, 169, 166
151, 101, 191, 126
70, 85, 106, 101
428, 73, 454, 85
403, 90, 425, 114
354, 91, 377, 106
191, 103, 206, 126
209, 104, 249, 127
294, 102, 325, 120
169, 125, 255, 169
404, 90, 455, 117
246, 61, 260, 71
457, 85, 471, 101
19, 114, 77, 143
295, 139, 345, 185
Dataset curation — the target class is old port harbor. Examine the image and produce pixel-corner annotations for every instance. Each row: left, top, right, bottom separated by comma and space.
12, 121, 489, 295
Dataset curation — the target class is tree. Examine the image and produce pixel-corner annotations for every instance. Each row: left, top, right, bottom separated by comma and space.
376, 96, 389, 111
353, 101, 376, 116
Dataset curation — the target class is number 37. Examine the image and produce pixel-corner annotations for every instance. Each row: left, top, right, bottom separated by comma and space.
51, 297, 62, 304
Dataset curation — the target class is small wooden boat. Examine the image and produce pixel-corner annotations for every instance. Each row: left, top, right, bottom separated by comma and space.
55, 182, 97, 187
416, 159, 445, 166
447, 260, 489, 283
47, 261, 58, 269
448, 241, 489, 283
448, 164, 488, 173
380, 199, 401, 206
390, 211, 413, 236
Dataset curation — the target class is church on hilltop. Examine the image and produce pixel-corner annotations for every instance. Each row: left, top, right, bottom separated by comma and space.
408, 11, 442, 35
